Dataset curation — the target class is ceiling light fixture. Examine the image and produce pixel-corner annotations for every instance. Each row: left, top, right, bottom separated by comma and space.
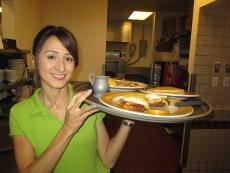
0, 7, 2, 13
128, 11, 153, 20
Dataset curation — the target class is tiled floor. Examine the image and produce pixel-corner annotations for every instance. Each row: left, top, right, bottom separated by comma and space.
105, 115, 181, 173
1, 115, 181, 173
0, 151, 17, 173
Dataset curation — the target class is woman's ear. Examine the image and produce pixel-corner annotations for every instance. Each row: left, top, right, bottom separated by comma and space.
32, 56, 36, 68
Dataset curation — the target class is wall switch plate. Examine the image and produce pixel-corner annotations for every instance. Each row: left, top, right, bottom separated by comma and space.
225, 64, 230, 73
223, 77, 230, 87
139, 40, 147, 58
212, 76, 218, 87
213, 62, 221, 73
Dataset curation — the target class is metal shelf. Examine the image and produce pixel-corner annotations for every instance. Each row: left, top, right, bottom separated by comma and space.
0, 78, 33, 92
0, 49, 30, 55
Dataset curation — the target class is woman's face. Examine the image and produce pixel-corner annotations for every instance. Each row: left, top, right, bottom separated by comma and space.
37, 36, 75, 89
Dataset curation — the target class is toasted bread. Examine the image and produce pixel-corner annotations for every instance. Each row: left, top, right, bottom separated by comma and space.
147, 86, 185, 94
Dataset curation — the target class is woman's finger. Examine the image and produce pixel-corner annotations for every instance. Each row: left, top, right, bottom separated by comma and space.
71, 90, 92, 110
68, 89, 92, 110
80, 108, 98, 119
75, 105, 97, 116
67, 91, 84, 109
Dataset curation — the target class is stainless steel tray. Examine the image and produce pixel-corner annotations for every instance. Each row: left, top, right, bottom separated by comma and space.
85, 95, 212, 123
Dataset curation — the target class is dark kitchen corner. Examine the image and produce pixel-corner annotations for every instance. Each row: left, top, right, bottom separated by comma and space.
105, 115, 181, 173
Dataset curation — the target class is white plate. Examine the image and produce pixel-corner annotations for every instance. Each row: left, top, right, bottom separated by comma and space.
140, 90, 200, 98
99, 92, 194, 118
110, 86, 146, 91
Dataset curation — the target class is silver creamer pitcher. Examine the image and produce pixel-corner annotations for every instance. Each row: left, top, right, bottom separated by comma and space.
89, 73, 109, 97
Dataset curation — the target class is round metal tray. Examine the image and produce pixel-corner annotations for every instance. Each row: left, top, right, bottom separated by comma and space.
85, 95, 212, 123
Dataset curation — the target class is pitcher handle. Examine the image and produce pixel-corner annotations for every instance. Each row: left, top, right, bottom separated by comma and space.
89, 73, 95, 85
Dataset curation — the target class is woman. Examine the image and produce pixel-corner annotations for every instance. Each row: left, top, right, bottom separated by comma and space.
9, 25, 134, 173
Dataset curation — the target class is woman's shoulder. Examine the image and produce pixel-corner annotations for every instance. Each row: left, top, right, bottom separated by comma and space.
11, 90, 37, 112
10, 97, 33, 114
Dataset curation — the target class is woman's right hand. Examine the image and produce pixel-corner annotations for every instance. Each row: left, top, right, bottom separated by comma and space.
63, 89, 97, 135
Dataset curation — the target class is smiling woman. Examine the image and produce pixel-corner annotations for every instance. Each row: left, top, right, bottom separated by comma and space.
9, 25, 134, 173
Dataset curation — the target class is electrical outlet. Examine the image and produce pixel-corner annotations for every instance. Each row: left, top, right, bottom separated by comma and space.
212, 76, 218, 87
213, 62, 221, 73
223, 77, 230, 87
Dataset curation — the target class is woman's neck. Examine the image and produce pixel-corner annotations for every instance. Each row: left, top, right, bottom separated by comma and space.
39, 86, 69, 109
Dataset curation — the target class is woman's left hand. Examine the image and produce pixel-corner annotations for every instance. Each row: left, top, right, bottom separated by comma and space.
63, 89, 97, 135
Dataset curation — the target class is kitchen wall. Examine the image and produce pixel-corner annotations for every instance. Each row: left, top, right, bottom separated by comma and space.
128, 22, 154, 67
14, 0, 43, 51
42, 0, 107, 80
183, 1, 230, 172
190, 1, 230, 111
2, 0, 108, 81
1, 0, 15, 39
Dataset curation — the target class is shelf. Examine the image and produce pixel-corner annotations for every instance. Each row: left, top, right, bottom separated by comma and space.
0, 49, 30, 55
106, 41, 129, 44
0, 78, 33, 92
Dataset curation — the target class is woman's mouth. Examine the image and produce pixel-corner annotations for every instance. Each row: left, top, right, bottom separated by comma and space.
52, 73, 65, 80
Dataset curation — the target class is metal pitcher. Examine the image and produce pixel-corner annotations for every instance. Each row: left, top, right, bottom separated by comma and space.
89, 73, 109, 97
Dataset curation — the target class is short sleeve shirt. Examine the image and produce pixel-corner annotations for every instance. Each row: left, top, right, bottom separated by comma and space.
9, 84, 109, 173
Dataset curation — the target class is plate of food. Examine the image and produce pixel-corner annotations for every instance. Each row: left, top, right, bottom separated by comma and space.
142, 86, 200, 98
99, 91, 194, 118
108, 78, 147, 91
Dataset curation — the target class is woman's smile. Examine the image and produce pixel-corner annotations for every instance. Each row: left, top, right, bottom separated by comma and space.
51, 73, 66, 80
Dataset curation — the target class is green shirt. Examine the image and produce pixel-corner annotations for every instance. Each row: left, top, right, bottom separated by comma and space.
9, 84, 109, 173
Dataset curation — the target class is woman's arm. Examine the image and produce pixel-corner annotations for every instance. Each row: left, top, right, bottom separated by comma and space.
96, 119, 133, 168
13, 125, 73, 173
13, 90, 97, 173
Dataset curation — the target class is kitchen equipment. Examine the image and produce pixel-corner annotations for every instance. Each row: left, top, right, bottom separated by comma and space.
150, 62, 162, 86
105, 51, 121, 58
3, 39, 17, 49
0, 91, 7, 101
7, 59, 26, 81
105, 51, 125, 77
5, 69, 17, 82
89, 73, 109, 97
0, 69, 4, 82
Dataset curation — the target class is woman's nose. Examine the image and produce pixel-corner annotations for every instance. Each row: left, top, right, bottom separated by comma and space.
56, 59, 65, 72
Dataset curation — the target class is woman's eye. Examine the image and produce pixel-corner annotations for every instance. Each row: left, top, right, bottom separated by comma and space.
65, 57, 74, 62
47, 55, 56, 60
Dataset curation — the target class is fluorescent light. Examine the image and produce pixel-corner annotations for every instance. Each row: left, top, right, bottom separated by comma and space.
128, 11, 153, 20
0, 7, 2, 13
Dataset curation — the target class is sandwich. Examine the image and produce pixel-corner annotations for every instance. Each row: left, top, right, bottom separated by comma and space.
144, 93, 169, 107
118, 96, 148, 112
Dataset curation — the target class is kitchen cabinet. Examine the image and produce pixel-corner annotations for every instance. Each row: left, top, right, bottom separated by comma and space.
107, 20, 132, 43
